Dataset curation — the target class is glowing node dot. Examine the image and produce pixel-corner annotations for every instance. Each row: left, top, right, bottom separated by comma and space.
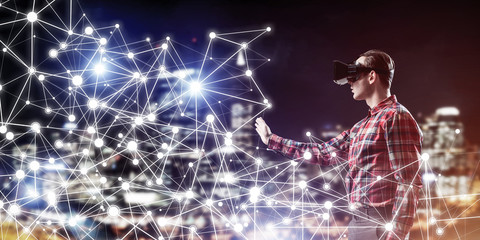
421, 153, 430, 161
156, 178, 163, 185
226, 132, 233, 139
206, 114, 215, 123
100, 177, 107, 184
190, 81, 202, 93
99, 38, 107, 45
68, 218, 77, 227
323, 183, 331, 190
161, 43, 168, 50
249, 187, 261, 203
161, 143, 168, 149
16, 170, 25, 179
108, 206, 120, 217
324, 201, 333, 210
385, 222, 394, 231
166, 36, 171, 41
188, 162, 194, 168
306, 131, 311, 137
322, 213, 330, 220
0, 126, 6, 134
331, 152, 337, 158
8, 204, 21, 216
94, 138, 104, 148
86, 127, 96, 134
455, 129, 461, 134
80, 168, 88, 175
127, 52, 134, 59
134, 117, 143, 125
209, 32, 216, 39
172, 127, 179, 134
256, 158, 263, 165
146, 180, 152, 187
29, 161, 40, 171
27, 12, 38, 22
115, 24, 120, 28
225, 138, 233, 146
133, 72, 140, 78
2, 48, 6, 52
241, 43, 248, 49
132, 159, 139, 165
94, 64, 105, 74
54, 140, 63, 148
29, 67, 36, 74
122, 182, 130, 190
147, 113, 156, 121
31, 122, 41, 133
430, 217, 437, 225
245, 70, 252, 77
283, 218, 291, 225
205, 199, 213, 207
290, 160, 298, 166
84, 26, 94, 35
60, 42, 67, 50
349, 204, 356, 211
6, 132, 14, 140
88, 99, 99, 110
127, 141, 137, 151
186, 190, 194, 199
266, 27, 272, 32
299, 180, 307, 189
157, 152, 164, 159
233, 223, 243, 233
38, 74, 45, 81
68, 115, 76, 122
71, 76, 83, 86
49, 49, 58, 58
304, 151, 312, 160
158, 217, 167, 227
377, 176, 382, 181
68, 30, 73, 35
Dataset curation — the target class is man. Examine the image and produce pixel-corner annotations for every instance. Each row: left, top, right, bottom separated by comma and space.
255, 50, 423, 240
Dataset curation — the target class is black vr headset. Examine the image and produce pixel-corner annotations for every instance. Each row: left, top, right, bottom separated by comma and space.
333, 60, 392, 85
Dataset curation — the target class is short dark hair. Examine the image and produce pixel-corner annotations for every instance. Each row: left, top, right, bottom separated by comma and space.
359, 50, 395, 88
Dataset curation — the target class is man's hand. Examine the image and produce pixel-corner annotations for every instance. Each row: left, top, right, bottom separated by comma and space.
255, 117, 273, 145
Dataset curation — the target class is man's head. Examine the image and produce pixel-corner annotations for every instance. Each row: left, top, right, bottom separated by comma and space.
358, 50, 395, 88
349, 50, 394, 100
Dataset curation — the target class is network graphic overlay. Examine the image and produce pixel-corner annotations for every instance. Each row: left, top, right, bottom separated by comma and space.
0, 1, 479, 240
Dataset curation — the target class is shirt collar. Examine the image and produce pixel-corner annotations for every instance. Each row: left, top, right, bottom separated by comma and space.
368, 95, 397, 116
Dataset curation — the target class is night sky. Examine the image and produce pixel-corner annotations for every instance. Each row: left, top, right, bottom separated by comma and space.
83, 0, 480, 144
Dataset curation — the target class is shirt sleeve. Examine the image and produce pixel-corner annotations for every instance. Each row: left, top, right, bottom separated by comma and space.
384, 111, 423, 240
267, 130, 350, 166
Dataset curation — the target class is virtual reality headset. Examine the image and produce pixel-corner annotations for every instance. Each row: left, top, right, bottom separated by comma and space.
333, 60, 392, 85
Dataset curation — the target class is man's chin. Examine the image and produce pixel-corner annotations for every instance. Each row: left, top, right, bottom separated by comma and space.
352, 94, 363, 101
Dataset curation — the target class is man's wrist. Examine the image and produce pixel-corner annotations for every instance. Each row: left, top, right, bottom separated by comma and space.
265, 133, 275, 146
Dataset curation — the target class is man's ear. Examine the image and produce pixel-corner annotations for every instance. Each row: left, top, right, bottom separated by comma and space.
367, 70, 376, 85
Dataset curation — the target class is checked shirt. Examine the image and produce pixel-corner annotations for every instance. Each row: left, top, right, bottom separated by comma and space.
267, 95, 423, 240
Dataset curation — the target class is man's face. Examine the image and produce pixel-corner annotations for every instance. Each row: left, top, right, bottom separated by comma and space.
348, 56, 373, 101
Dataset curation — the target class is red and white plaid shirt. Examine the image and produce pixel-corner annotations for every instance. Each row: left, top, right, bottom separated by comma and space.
268, 95, 423, 240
